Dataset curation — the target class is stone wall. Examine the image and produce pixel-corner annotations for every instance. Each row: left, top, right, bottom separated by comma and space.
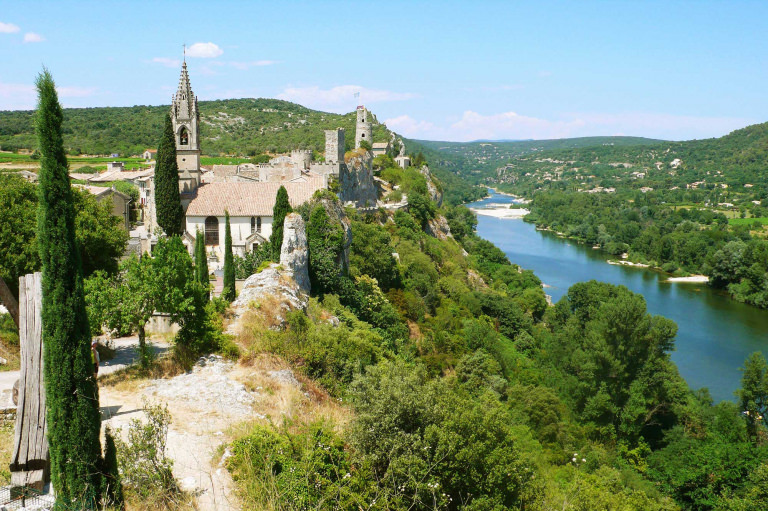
324, 129, 345, 164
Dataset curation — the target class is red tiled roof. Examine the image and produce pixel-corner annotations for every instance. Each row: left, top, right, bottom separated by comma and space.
185, 180, 325, 217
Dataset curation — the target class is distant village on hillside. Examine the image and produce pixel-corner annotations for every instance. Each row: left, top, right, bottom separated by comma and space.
27, 62, 419, 272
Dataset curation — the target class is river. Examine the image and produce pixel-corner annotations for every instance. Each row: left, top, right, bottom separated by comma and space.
468, 190, 768, 403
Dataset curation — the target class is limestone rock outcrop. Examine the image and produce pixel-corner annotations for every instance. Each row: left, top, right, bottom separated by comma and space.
425, 214, 453, 240
419, 164, 443, 207
341, 149, 378, 207
279, 213, 310, 294
229, 214, 310, 330
229, 265, 308, 330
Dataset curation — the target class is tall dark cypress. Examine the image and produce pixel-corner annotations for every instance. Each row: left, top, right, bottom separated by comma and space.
270, 186, 292, 260
222, 211, 235, 301
102, 426, 125, 510
195, 229, 209, 301
154, 113, 184, 236
35, 69, 102, 506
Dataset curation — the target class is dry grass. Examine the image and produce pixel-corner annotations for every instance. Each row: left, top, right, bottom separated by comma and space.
100, 355, 188, 392
124, 491, 196, 511
0, 422, 13, 485
232, 353, 352, 436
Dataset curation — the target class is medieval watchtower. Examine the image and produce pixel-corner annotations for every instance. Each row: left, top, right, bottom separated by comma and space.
324, 128, 345, 163
172, 61, 202, 193
355, 106, 372, 149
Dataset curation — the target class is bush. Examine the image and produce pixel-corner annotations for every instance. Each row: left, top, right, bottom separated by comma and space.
115, 401, 185, 508
227, 422, 369, 510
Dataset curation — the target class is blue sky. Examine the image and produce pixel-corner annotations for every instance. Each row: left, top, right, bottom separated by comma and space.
1, 0, 766, 141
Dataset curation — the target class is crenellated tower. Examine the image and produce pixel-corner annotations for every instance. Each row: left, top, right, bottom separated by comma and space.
355, 105, 372, 149
171, 61, 201, 193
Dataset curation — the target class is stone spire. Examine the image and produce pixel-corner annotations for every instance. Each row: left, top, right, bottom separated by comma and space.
173, 61, 197, 120
170, 61, 201, 193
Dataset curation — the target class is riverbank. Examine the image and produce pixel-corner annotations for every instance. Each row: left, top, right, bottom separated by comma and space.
665, 275, 710, 283
470, 206, 530, 219
469, 190, 768, 403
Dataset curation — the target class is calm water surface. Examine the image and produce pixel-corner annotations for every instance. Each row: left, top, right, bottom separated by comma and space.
469, 191, 768, 402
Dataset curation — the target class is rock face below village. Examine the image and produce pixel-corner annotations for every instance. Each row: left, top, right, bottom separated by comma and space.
229, 214, 310, 330
279, 213, 310, 294
340, 149, 378, 208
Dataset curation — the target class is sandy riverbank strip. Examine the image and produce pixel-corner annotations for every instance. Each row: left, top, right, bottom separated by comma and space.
664, 275, 710, 283
470, 206, 530, 219
607, 260, 650, 268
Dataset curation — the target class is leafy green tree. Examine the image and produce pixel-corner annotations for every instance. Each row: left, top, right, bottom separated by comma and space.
154, 113, 184, 236
234, 242, 272, 279
307, 204, 345, 295
0, 174, 128, 298
349, 221, 400, 291
737, 352, 768, 438
222, 211, 236, 301
35, 69, 103, 505
269, 186, 292, 260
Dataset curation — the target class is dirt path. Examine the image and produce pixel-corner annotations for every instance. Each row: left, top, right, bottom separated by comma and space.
100, 355, 246, 511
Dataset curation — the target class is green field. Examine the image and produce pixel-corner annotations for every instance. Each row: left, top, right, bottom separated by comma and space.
200, 156, 255, 166
728, 217, 768, 226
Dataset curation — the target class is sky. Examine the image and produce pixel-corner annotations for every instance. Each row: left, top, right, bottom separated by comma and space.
0, 0, 766, 142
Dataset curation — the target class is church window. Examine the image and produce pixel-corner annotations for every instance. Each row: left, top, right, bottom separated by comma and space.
180, 127, 189, 145
205, 216, 219, 246
251, 216, 262, 233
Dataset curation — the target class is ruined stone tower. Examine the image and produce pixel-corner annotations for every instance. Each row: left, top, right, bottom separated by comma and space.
324, 128, 345, 163
355, 106, 372, 149
171, 61, 201, 193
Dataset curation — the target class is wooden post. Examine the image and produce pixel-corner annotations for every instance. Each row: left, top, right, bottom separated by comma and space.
9, 272, 49, 491
0, 276, 19, 328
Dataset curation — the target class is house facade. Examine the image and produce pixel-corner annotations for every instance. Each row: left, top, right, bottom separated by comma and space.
184, 180, 323, 267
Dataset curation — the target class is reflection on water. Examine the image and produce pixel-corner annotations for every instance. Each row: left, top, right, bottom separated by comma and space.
469, 191, 768, 402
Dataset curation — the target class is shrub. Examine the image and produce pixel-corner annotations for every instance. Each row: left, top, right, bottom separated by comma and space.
114, 401, 184, 508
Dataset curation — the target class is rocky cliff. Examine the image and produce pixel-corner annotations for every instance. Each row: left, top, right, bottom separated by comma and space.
340, 149, 378, 207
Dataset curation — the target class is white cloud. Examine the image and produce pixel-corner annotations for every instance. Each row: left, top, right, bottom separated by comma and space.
0, 82, 99, 109
277, 85, 417, 112
152, 57, 181, 68
23, 32, 44, 43
186, 42, 223, 58
0, 22, 20, 34
383, 110, 756, 142
383, 115, 436, 135
57, 86, 97, 98
0, 82, 36, 110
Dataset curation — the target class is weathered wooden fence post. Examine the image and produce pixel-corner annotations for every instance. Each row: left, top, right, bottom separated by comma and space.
9, 272, 49, 491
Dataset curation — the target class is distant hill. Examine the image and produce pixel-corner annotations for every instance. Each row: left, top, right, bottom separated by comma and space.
403, 136, 665, 186
407, 123, 768, 196
0, 98, 391, 156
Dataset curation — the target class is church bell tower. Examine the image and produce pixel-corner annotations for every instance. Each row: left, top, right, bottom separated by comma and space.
171, 60, 201, 193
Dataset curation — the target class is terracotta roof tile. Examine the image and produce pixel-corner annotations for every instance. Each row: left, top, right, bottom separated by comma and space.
185, 180, 325, 217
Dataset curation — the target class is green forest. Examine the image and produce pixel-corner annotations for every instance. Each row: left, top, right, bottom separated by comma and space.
2, 89, 768, 509
0, 98, 390, 156
425, 121, 768, 309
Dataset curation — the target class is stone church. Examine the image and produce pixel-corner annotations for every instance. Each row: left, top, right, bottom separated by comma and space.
145, 61, 381, 269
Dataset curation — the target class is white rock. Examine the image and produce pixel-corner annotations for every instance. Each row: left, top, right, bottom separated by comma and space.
279, 213, 310, 294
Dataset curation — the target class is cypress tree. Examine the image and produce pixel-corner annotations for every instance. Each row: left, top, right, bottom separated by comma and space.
222, 211, 236, 301
195, 229, 209, 300
35, 69, 103, 506
102, 426, 125, 510
270, 186, 292, 260
154, 113, 184, 236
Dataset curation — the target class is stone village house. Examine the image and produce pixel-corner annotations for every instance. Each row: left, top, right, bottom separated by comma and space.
145, 61, 376, 270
